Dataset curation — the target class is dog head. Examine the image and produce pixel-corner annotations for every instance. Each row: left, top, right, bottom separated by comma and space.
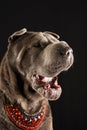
7, 28, 74, 101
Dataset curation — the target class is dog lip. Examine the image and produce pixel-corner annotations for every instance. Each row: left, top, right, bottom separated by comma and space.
32, 74, 62, 100
33, 74, 61, 89
44, 87, 62, 100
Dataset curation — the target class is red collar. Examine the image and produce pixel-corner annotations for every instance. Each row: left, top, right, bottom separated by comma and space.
5, 100, 46, 130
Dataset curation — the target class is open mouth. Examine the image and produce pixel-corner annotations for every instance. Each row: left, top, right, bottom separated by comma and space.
32, 74, 62, 100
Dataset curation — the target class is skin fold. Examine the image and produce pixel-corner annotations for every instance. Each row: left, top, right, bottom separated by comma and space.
0, 28, 74, 130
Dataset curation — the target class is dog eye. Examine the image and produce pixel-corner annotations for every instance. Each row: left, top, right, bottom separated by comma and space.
40, 42, 49, 48
40, 43, 48, 48
33, 43, 41, 48
33, 42, 48, 48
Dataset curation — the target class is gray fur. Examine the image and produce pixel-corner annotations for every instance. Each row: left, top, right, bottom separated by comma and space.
0, 28, 74, 130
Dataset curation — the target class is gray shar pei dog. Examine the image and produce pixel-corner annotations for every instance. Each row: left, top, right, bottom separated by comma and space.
0, 28, 74, 130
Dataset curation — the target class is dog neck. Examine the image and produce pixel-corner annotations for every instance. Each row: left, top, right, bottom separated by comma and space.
2, 91, 47, 130
0, 59, 47, 129
0, 59, 45, 114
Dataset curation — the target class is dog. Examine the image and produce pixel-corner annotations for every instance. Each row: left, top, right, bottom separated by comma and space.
0, 28, 74, 130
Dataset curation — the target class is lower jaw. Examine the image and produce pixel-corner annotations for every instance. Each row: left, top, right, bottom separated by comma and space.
41, 87, 62, 100
34, 84, 62, 100
32, 74, 62, 100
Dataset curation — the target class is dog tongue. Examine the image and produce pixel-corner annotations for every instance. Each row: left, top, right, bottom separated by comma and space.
42, 76, 61, 89
35, 74, 61, 89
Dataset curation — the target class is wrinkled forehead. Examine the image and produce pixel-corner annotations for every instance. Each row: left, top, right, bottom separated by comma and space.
24, 31, 60, 46
27, 32, 49, 45
9, 29, 60, 50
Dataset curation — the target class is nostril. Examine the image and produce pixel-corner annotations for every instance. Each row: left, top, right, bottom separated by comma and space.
59, 47, 73, 56
66, 51, 70, 56
66, 48, 73, 56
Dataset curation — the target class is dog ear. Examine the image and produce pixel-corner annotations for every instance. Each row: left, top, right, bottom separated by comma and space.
8, 28, 27, 43
44, 31, 60, 39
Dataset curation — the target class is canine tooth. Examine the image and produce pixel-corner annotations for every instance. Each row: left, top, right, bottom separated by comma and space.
47, 84, 50, 89
36, 74, 39, 79
54, 80, 58, 85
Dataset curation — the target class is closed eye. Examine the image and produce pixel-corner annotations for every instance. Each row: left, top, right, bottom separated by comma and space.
33, 42, 41, 48
33, 41, 51, 48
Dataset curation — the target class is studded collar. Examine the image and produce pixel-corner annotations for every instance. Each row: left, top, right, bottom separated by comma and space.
5, 97, 46, 130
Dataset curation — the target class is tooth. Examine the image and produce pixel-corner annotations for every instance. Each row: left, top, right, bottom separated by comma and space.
36, 74, 39, 79
54, 80, 58, 85
40, 113, 43, 116
47, 84, 50, 89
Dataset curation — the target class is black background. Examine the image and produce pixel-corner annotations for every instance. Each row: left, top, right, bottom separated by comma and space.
0, 1, 87, 130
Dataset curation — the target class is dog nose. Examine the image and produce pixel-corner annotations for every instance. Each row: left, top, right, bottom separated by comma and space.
65, 48, 73, 56
59, 47, 73, 57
